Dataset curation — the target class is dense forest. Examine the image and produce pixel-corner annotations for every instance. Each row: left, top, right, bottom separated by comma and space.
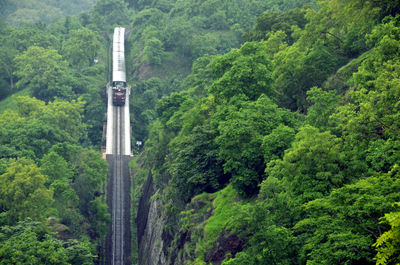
1, 0, 400, 264
0, 1, 123, 263
0, 0, 97, 25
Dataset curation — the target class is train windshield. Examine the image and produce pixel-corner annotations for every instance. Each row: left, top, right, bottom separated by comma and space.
112, 81, 126, 89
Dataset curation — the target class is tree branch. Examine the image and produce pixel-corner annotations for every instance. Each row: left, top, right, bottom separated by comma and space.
321, 31, 344, 43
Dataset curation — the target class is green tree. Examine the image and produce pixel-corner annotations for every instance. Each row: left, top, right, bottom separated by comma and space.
222, 223, 295, 265
244, 8, 308, 44
305, 86, 342, 132
40, 151, 74, 184
73, 150, 107, 217
333, 16, 400, 177
14, 46, 74, 101
209, 42, 275, 102
266, 125, 344, 204
262, 124, 295, 163
9, 24, 59, 52
143, 37, 164, 65
88, 197, 111, 238
168, 124, 226, 202
0, 220, 95, 265
163, 16, 194, 54
187, 34, 218, 59
0, 159, 53, 224
296, 165, 400, 264
0, 32, 17, 95
90, 0, 131, 31
130, 78, 162, 143
0, 97, 86, 160
374, 202, 400, 265
42, 98, 87, 144
221, 178, 298, 265
0, 223, 70, 265
62, 28, 101, 72
215, 95, 297, 197
273, 41, 345, 111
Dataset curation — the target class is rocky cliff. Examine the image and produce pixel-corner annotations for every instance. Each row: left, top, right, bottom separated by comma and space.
137, 173, 167, 265
136, 177, 243, 265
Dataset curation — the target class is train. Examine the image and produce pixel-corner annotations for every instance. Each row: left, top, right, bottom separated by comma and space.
112, 27, 127, 106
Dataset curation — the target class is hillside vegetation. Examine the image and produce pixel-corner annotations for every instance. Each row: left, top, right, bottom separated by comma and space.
0, 0, 97, 25
0, 0, 400, 264
131, 0, 400, 264
0, 1, 126, 263
125, 0, 316, 144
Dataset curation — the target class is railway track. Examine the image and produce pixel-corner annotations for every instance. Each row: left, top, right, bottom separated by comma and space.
105, 27, 131, 265
111, 106, 124, 265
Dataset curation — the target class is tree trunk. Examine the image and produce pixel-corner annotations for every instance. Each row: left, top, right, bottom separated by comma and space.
5, 67, 14, 90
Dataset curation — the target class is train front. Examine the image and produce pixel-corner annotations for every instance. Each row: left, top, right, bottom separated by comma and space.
112, 27, 127, 106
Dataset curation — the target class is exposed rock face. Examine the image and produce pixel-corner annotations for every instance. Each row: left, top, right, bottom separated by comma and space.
137, 62, 152, 80
136, 175, 242, 265
204, 231, 243, 265
137, 173, 167, 265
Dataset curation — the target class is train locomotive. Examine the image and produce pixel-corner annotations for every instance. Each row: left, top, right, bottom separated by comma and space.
112, 27, 127, 106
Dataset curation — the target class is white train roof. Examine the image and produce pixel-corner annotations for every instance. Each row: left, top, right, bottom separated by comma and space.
112, 27, 126, 83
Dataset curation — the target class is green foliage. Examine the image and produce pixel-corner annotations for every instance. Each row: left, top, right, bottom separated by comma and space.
332, 15, 400, 177
305, 86, 342, 132
44, 144, 108, 240
163, 17, 194, 52
8, 24, 60, 52
0, 159, 53, 224
90, 0, 132, 31
41, 151, 74, 184
350, 16, 400, 142
198, 186, 240, 257
0, 224, 70, 265
266, 125, 344, 203
0, 26, 17, 98
168, 125, 225, 202
0, 96, 86, 159
2, 0, 96, 25
258, 176, 295, 226
127, 0, 316, 84
133, 1, 400, 265
62, 28, 101, 71
14, 46, 74, 101
143, 37, 164, 65
125, 1, 400, 265
88, 197, 111, 238
0, 220, 95, 265
0, 12, 107, 146
73, 149, 108, 215
244, 8, 308, 44
296, 166, 400, 264
63, 239, 96, 265
2, 0, 393, 263
0, 93, 106, 250
273, 41, 346, 111
0, 3, 111, 262
215, 95, 297, 197
209, 42, 274, 102
300, 0, 378, 57
374, 201, 400, 265
130, 77, 181, 143
0, 88, 31, 113
262, 124, 295, 163
155, 91, 190, 129
223, 224, 295, 265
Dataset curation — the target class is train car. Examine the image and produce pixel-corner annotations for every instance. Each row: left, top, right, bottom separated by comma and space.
112, 27, 127, 106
